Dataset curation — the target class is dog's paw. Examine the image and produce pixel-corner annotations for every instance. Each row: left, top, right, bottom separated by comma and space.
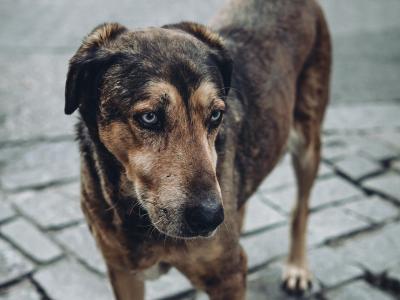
281, 264, 312, 296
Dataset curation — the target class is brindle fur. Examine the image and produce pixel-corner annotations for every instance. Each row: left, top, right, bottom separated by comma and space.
65, 0, 331, 299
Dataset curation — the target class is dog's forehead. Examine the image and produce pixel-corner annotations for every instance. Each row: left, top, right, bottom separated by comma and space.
156, 80, 219, 105
119, 27, 208, 55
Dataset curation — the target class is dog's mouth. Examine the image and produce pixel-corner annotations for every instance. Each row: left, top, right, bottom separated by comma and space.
150, 218, 220, 240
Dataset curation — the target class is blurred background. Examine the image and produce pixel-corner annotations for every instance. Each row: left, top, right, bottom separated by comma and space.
0, 0, 400, 299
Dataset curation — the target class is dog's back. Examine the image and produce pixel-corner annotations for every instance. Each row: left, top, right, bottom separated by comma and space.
211, 0, 331, 204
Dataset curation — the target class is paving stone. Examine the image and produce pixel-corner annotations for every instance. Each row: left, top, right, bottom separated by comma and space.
374, 132, 400, 150
0, 238, 34, 286
359, 138, 400, 161
248, 262, 320, 300
323, 133, 400, 163
34, 258, 113, 300
386, 263, 400, 283
342, 196, 399, 224
10, 182, 83, 230
324, 104, 400, 133
334, 155, 381, 181
325, 280, 394, 300
322, 139, 352, 161
241, 225, 291, 270
243, 194, 286, 234
0, 51, 75, 143
264, 177, 363, 214
0, 201, 15, 223
55, 223, 106, 274
363, 172, 400, 202
0, 280, 41, 300
258, 156, 294, 192
319, 0, 400, 36
309, 247, 362, 287
0, 218, 63, 263
391, 160, 400, 172
147, 268, 192, 300
259, 157, 333, 192
336, 223, 400, 274
0, 141, 79, 191
318, 163, 334, 177
308, 207, 370, 245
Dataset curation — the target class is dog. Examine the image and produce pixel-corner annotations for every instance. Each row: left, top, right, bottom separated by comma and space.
64, 0, 331, 298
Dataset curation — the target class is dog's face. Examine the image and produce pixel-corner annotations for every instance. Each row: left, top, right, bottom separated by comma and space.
65, 23, 232, 238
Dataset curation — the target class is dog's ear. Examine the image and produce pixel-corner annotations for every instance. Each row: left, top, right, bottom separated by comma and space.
65, 23, 128, 115
163, 22, 233, 96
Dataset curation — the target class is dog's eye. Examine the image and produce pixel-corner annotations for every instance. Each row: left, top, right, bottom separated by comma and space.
141, 112, 158, 124
136, 112, 162, 130
210, 110, 223, 123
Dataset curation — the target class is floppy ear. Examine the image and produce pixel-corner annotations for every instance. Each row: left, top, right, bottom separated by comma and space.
163, 22, 233, 96
64, 23, 128, 115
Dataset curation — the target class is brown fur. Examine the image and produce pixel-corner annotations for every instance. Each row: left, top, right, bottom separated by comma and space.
65, 0, 331, 298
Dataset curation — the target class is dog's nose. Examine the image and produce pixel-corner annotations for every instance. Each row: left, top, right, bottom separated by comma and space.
185, 200, 224, 234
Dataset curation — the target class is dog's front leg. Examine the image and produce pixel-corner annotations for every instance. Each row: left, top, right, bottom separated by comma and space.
108, 266, 145, 300
175, 242, 247, 300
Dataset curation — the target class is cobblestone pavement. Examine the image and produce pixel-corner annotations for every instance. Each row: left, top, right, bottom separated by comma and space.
1, 0, 400, 299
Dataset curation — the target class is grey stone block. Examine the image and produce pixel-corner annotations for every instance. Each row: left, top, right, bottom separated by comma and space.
264, 177, 363, 214
0, 201, 15, 223
0, 238, 34, 286
323, 134, 399, 163
55, 223, 106, 274
10, 182, 83, 230
241, 225, 290, 270
308, 247, 363, 287
0, 218, 63, 263
322, 136, 354, 162
259, 156, 294, 192
325, 280, 394, 300
359, 138, 399, 161
318, 162, 334, 177
0, 52, 76, 143
374, 132, 400, 150
334, 155, 381, 181
308, 207, 370, 245
327, 27, 400, 105
34, 259, 113, 300
310, 177, 364, 208
319, 0, 400, 36
386, 263, 400, 283
336, 223, 400, 274
324, 104, 400, 133
258, 157, 333, 193
342, 196, 399, 224
391, 160, 400, 172
247, 262, 320, 300
363, 172, 400, 202
243, 194, 286, 234
146, 268, 192, 300
0, 280, 41, 300
0, 141, 79, 191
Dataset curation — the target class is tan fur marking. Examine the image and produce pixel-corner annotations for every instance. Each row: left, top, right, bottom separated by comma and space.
130, 81, 182, 115
190, 81, 223, 109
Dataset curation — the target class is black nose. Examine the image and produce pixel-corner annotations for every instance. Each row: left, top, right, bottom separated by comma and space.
185, 200, 224, 234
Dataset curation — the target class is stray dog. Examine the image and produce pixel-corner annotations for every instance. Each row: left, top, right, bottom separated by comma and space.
65, 0, 331, 298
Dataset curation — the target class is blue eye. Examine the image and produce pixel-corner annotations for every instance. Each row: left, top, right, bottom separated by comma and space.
136, 111, 163, 130
141, 112, 158, 125
210, 110, 223, 123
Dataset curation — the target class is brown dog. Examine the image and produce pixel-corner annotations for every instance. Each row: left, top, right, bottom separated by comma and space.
64, 0, 331, 298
